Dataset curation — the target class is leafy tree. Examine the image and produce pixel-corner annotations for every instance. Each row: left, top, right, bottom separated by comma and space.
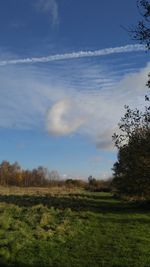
0, 161, 22, 186
112, 0, 150, 199
112, 100, 150, 198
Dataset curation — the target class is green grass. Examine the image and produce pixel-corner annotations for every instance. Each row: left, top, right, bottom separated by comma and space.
0, 190, 149, 267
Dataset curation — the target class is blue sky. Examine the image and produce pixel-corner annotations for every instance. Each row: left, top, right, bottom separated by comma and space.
0, 0, 149, 179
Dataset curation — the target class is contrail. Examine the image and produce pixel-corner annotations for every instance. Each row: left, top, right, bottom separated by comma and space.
0, 44, 145, 66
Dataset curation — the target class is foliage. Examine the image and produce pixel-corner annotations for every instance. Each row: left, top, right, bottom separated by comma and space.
87, 176, 112, 192
0, 161, 112, 191
0, 161, 51, 187
129, 0, 150, 87
113, 98, 150, 148
112, 100, 150, 198
129, 0, 150, 49
0, 161, 79, 188
112, 0, 150, 198
65, 179, 86, 188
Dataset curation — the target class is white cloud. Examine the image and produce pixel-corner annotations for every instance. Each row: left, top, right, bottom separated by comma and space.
0, 44, 145, 66
36, 0, 59, 26
0, 47, 148, 151
46, 63, 149, 149
46, 99, 86, 135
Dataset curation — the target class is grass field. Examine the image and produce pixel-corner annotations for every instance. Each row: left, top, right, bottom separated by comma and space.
0, 187, 150, 267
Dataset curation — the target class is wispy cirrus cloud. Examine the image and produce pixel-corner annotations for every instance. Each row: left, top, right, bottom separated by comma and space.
0, 47, 148, 150
0, 44, 145, 67
46, 63, 149, 150
35, 0, 59, 26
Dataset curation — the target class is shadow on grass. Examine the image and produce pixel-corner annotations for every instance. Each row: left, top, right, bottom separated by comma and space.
0, 194, 150, 267
0, 194, 149, 214
68, 193, 114, 200
0, 262, 50, 267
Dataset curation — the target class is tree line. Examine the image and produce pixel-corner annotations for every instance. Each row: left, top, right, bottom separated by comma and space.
112, 0, 150, 200
0, 160, 112, 191
0, 161, 60, 187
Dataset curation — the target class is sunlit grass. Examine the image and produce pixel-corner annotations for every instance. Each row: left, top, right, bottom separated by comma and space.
0, 185, 83, 196
0, 189, 149, 266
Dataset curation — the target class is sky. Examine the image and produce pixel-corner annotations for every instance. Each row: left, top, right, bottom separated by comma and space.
0, 0, 149, 179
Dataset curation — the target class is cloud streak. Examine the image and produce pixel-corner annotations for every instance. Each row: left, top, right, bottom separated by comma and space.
0, 46, 148, 150
0, 44, 145, 66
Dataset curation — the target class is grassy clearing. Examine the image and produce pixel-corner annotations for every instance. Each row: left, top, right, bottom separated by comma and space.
0, 188, 149, 267
0, 186, 83, 196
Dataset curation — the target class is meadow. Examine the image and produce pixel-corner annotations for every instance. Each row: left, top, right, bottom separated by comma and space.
0, 187, 150, 267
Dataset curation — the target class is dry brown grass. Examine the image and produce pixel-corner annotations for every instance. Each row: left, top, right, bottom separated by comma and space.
0, 186, 83, 196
